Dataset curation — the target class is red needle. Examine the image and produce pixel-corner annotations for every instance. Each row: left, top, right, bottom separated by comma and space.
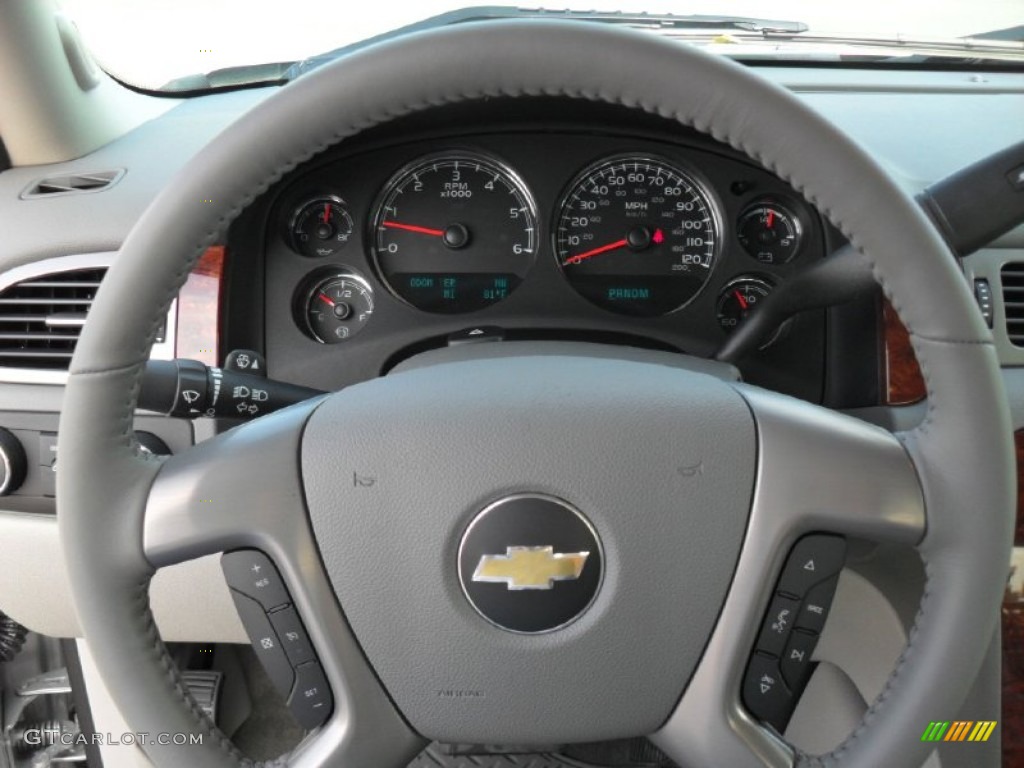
322, 204, 331, 225
382, 221, 445, 237
734, 290, 748, 310
317, 293, 335, 307
562, 238, 629, 266
765, 209, 775, 228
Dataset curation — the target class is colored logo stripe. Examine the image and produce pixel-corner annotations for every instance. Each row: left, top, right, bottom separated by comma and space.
922, 721, 996, 742
945, 721, 972, 741
969, 721, 998, 742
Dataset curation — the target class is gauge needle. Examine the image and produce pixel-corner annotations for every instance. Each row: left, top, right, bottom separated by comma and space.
765, 210, 775, 228
562, 238, 629, 266
317, 293, 335, 307
322, 204, 331, 225
381, 220, 446, 237
734, 290, 748, 310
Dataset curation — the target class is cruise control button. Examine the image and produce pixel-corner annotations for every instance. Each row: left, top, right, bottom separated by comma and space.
755, 593, 800, 656
781, 630, 819, 691
742, 653, 793, 732
221, 550, 290, 611
269, 606, 314, 666
796, 575, 839, 634
229, 590, 294, 696
288, 662, 333, 730
777, 535, 846, 598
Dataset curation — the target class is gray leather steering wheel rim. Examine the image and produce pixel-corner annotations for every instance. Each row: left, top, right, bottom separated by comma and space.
57, 19, 1013, 768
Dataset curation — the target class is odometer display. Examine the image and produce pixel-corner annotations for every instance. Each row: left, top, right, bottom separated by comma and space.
555, 156, 719, 316
371, 153, 537, 314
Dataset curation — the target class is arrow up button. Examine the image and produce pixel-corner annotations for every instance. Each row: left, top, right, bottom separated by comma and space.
777, 534, 846, 599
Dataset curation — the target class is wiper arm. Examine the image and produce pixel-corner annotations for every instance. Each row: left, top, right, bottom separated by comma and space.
284, 6, 808, 81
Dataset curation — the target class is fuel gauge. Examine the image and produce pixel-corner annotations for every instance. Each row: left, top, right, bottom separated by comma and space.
290, 197, 355, 258
300, 271, 374, 343
737, 202, 802, 265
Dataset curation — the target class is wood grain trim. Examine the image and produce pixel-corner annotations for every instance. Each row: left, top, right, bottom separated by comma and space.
1003, 431, 1024, 762
1016, 432, 1024, 548
175, 246, 225, 367
881, 300, 926, 406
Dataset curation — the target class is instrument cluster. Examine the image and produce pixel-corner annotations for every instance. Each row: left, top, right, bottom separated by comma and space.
259, 128, 827, 396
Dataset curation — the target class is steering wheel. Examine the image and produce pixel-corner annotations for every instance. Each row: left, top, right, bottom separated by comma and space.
57, 20, 1013, 768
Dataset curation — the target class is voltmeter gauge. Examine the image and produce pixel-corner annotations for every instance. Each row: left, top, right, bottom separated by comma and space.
737, 202, 802, 265
290, 197, 355, 258
300, 272, 374, 343
716, 276, 785, 348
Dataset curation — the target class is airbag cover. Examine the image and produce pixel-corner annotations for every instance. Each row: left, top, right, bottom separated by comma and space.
302, 355, 755, 743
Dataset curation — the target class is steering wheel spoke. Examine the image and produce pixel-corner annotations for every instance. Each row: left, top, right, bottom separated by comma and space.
143, 399, 322, 568
652, 384, 925, 766
737, 384, 925, 544
142, 399, 423, 766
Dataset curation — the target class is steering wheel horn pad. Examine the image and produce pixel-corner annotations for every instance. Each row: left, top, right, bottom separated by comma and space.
59, 19, 1013, 768
303, 355, 754, 743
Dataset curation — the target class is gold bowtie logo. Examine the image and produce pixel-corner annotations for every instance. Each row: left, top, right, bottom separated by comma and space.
472, 546, 590, 590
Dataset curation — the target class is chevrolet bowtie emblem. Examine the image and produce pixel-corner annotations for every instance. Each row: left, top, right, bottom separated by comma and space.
472, 546, 590, 590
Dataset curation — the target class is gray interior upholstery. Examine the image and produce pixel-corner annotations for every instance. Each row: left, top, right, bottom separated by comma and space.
57, 19, 1013, 768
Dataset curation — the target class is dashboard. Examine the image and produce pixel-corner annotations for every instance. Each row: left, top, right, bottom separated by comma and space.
232, 100, 838, 401
0, 48, 1020, 766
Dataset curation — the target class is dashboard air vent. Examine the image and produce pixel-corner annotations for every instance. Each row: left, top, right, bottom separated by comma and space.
1002, 262, 1024, 347
21, 169, 124, 199
0, 268, 107, 369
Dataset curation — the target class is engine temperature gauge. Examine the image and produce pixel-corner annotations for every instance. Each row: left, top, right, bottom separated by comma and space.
290, 197, 355, 258
300, 271, 374, 343
716, 276, 784, 348
737, 202, 802, 265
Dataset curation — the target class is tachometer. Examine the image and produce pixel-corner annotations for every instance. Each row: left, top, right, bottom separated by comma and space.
371, 153, 537, 314
555, 155, 719, 316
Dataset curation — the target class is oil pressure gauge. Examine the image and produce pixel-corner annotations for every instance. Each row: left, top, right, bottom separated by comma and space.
298, 271, 374, 343
290, 196, 355, 258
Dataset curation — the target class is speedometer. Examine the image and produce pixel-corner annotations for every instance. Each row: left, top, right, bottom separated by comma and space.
555, 156, 719, 316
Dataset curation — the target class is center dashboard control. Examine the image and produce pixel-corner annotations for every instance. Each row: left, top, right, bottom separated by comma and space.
221, 550, 333, 729
742, 534, 846, 732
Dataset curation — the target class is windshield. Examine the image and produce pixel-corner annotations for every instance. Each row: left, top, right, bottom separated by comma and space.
60, 0, 1024, 93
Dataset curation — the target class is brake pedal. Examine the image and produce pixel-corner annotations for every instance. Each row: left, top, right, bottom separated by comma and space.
180, 670, 223, 722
